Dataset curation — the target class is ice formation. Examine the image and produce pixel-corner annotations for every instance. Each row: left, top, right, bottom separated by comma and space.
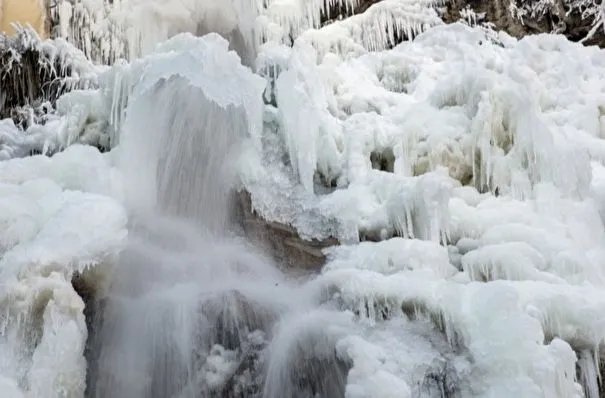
3, 0, 605, 397
49, 0, 257, 63
245, 18, 605, 398
47, 0, 445, 65
0, 145, 126, 398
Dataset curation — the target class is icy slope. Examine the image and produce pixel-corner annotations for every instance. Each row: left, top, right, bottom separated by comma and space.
241, 22, 605, 396
245, 23, 605, 241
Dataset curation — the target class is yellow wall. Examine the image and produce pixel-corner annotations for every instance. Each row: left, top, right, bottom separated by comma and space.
0, 0, 47, 37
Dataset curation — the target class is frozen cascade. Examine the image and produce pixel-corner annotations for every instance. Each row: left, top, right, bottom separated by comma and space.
84, 33, 365, 398
6, 1, 605, 398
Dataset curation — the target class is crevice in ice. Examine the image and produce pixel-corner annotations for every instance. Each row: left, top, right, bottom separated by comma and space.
71, 273, 106, 398
370, 147, 395, 172
419, 358, 464, 398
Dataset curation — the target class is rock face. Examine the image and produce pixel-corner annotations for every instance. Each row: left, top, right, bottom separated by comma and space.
321, 0, 381, 25
236, 191, 338, 272
443, 0, 605, 46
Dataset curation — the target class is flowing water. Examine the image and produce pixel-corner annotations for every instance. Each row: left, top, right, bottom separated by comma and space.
84, 69, 350, 397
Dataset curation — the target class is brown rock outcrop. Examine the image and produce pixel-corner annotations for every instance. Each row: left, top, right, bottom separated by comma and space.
236, 191, 338, 272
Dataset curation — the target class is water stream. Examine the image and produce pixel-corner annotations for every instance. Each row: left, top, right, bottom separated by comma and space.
84, 64, 351, 397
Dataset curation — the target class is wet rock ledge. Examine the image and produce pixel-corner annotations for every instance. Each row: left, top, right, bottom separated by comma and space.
235, 191, 338, 271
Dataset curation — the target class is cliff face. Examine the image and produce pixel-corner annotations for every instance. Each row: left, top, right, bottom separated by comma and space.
443, 0, 605, 47
0, 0, 47, 37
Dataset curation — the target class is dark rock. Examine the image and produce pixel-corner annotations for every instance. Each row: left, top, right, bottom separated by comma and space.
1, 30, 68, 119
419, 358, 462, 398
443, 0, 605, 47
71, 272, 106, 398
236, 190, 338, 272
321, 0, 381, 26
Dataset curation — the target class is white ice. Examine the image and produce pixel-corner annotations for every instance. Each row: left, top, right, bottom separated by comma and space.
49, 0, 444, 65
0, 145, 126, 397
242, 19, 605, 398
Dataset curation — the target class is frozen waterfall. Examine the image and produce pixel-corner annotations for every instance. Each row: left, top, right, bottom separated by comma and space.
3, 0, 605, 397
83, 33, 352, 398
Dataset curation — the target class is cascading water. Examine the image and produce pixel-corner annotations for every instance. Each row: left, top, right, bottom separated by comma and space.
84, 33, 351, 398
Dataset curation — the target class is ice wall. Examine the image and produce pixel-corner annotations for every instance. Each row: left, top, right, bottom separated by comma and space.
243, 19, 605, 397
